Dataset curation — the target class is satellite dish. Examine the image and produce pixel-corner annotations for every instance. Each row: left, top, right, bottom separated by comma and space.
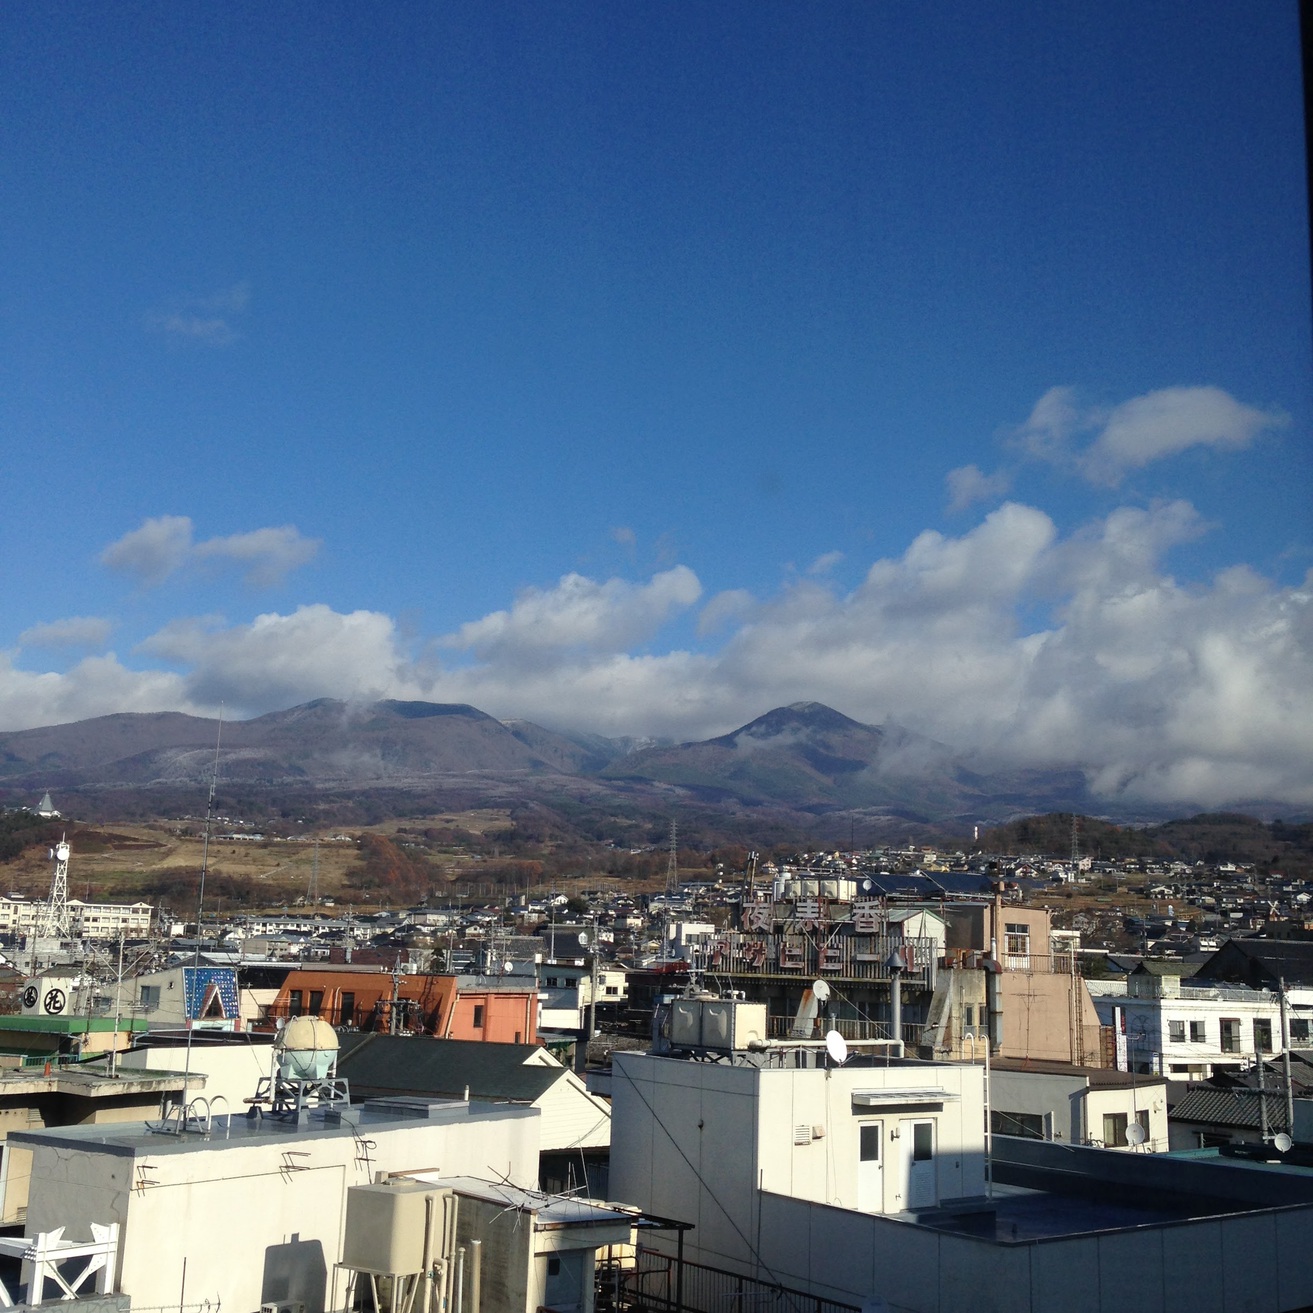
1274, 1132, 1293, 1154
812, 979, 831, 1003
503, 960, 515, 975
825, 1030, 849, 1066
578, 931, 589, 946
1125, 1121, 1146, 1146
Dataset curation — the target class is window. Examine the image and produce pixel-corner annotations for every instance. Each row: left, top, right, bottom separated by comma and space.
473, 1003, 485, 1029
1220, 1018, 1242, 1053
1190, 1020, 1207, 1042
339, 992, 356, 1027
992, 1110, 1045, 1139
1168, 1020, 1186, 1043
1291, 1019, 1310, 1043
308, 990, 324, 1017
139, 985, 160, 1010
289, 989, 303, 1017
912, 1122, 933, 1161
1254, 1018, 1273, 1052
860, 1124, 880, 1161
964, 1003, 975, 1027
1102, 1109, 1149, 1148
1004, 924, 1030, 955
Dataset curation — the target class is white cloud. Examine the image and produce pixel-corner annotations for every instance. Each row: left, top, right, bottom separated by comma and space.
99, 517, 319, 588
1009, 384, 1286, 485
19, 616, 113, 650
807, 551, 845, 576
145, 281, 250, 346
140, 605, 420, 713
3, 514, 1310, 809
193, 526, 322, 587
945, 463, 1011, 512
100, 515, 195, 585
1082, 386, 1286, 485
443, 566, 702, 664
0, 652, 193, 731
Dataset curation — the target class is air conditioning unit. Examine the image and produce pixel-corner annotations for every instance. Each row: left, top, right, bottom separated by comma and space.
261, 1303, 305, 1313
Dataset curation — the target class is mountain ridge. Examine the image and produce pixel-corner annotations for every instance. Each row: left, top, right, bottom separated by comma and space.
0, 698, 1290, 826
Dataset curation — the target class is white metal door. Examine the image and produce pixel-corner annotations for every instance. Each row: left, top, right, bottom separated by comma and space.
857, 1121, 883, 1212
900, 1119, 936, 1209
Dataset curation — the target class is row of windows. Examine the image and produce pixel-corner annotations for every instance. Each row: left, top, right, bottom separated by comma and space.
1162, 1017, 1309, 1049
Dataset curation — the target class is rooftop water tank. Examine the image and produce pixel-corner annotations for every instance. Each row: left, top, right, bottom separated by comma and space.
275, 1015, 339, 1080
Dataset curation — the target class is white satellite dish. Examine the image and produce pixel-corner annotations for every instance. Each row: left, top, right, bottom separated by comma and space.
825, 1030, 849, 1066
812, 979, 831, 1003
1125, 1121, 1147, 1146
578, 931, 589, 946
1274, 1132, 1293, 1154
503, 960, 515, 975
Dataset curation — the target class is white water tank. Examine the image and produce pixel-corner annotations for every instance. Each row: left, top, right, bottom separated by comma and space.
275, 1015, 339, 1080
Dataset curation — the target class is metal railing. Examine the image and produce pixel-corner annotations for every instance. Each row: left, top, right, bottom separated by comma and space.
606, 1248, 859, 1313
686, 932, 936, 985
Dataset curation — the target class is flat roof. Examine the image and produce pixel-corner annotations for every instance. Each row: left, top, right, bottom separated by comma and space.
7, 1097, 536, 1158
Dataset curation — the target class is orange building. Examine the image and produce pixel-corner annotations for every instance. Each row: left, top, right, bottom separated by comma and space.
262, 967, 537, 1043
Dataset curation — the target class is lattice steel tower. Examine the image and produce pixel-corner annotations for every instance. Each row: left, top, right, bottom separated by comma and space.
41, 837, 72, 939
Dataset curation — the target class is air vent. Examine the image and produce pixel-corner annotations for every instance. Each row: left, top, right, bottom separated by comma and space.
794, 1124, 813, 1146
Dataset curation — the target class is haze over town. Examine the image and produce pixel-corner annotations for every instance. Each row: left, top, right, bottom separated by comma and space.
2, 5, 1310, 812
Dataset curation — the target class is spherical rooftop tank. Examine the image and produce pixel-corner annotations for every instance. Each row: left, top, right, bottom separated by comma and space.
275, 1015, 340, 1081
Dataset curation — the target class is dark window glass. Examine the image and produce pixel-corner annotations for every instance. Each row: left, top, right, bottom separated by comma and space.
859, 1124, 880, 1161
913, 1123, 932, 1161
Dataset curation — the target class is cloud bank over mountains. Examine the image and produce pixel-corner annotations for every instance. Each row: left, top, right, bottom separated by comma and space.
4, 463, 1309, 812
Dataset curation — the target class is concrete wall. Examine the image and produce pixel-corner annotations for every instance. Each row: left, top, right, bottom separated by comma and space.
610, 1054, 986, 1269
115, 1042, 275, 1109
13, 1106, 540, 1313
734, 1190, 1313, 1313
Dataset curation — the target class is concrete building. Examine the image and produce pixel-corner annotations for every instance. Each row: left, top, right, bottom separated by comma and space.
0, 895, 153, 940
264, 967, 538, 1042
610, 1015, 1313, 1312
5, 1097, 541, 1313
987, 1058, 1169, 1151
1087, 967, 1307, 1079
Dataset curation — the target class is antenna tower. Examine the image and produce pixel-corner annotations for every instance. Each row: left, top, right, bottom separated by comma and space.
40, 837, 72, 939
1071, 814, 1080, 868
665, 818, 679, 902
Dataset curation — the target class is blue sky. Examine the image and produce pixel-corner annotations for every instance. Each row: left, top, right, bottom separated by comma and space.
2, 3, 1311, 811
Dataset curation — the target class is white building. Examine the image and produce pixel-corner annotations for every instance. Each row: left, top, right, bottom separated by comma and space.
612, 1047, 987, 1251
0, 895, 153, 940
988, 1059, 1169, 1151
1087, 968, 1313, 1079
610, 1008, 1313, 1313
538, 964, 628, 1032
6, 1098, 541, 1313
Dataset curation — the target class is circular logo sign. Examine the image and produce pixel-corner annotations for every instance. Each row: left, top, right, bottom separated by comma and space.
20, 985, 38, 1009
43, 988, 66, 1015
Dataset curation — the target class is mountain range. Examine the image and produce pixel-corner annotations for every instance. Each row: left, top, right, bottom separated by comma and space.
0, 698, 1109, 828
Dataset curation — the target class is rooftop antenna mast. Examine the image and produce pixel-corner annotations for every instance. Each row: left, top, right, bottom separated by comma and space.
1070, 814, 1080, 870
176, 707, 223, 1132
